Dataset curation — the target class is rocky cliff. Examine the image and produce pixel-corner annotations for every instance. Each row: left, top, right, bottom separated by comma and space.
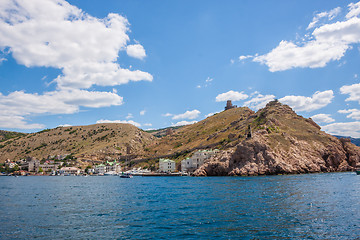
194, 101, 360, 176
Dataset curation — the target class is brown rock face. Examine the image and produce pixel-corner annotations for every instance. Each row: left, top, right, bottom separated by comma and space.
194, 101, 360, 176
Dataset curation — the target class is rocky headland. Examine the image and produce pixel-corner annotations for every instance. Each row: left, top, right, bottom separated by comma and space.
194, 101, 360, 176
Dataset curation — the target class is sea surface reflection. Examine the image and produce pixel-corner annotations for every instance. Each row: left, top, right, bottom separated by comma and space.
0, 172, 359, 239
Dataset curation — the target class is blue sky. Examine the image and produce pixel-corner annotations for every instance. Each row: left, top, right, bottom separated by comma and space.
0, 0, 360, 137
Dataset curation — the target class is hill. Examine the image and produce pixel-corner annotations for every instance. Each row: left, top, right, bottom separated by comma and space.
0, 130, 27, 142
1, 101, 359, 174
0, 123, 155, 166
194, 100, 360, 176
334, 135, 360, 146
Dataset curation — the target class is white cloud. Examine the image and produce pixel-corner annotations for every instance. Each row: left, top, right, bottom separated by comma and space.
0, 89, 123, 129
205, 77, 213, 83
310, 113, 335, 123
172, 110, 201, 120
143, 123, 152, 127
140, 110, 146, 116
0, 0, 152, 129
126, 113, 133, 119
307, 7, 341, 30
215, 90, 248, 102
239, 55, 253, 61
346, 2, 360, 19
0, 115, 44, 129
162, 113, 173, 117
340, 83, 360, 104
279, 90, 334, 112
57, 124, 72, 127
230, 59, 235, 64
0, 0, 153, 89
96, 119, 141, 128
321, 121, 360, 138
253, 3, 360, 72
171, 120, 197, 127
0, 57, 7, 64
338, 109, 360, 120
244, 93, 275, 110
126, 44, 146, 60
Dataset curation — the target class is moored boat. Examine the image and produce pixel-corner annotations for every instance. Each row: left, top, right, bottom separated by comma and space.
119, 173, 133, 178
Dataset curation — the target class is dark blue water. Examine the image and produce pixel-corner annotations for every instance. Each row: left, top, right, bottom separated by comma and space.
0, 173, 359, 239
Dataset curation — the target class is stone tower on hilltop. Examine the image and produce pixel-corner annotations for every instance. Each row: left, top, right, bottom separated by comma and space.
225, 100, 237, 111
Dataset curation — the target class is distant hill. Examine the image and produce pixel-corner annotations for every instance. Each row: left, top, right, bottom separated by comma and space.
0, 130, 27, 142
334, 135, 360, 146
0, 124, 155, 165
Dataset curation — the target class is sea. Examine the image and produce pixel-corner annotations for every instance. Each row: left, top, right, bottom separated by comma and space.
0, 172, 359, 239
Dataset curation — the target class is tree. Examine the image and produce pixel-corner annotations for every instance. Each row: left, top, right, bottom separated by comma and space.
38, 167, 43, 173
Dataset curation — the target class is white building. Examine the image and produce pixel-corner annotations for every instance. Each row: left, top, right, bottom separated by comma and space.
94, 164, 106, 174
59, 167, 81, 175
94, 160, 121, 175
159, 159, 176, 173
181, 149, 219, 173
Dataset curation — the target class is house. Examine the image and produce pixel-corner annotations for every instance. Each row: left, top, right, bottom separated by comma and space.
94, 160, 121, 174
59, 167, 81, 175
159, 159, 176, 172
181, 149, 219, 173
105, 160, 122, 173
94, 164, 106, 174
39, 162, 62, 173
27, 157, 40, 172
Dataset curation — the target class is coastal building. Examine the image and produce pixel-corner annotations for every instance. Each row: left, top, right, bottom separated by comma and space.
94, 160, 121, 174
105, 160, 122, 173
39, 162, 62, 172
59, 167, 81, 175
181, 149, 219, 173
95, 164, 106, 174
159, 159, 176, 172
27, 157, 40, 172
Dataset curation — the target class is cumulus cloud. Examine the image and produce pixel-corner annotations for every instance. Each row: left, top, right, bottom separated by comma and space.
96, 119, 141, 128
252, 2, 360, 72
126, 44, 146, 60
140, 110, 146, 116
338, 109, 360, 120
307, 7, 341, 30
0, 116, 44, 129
0, 0, 152, 129
171, 120, 197, 127
244, 93, 275, 110
0, 0, 152, 89
126, 113, 133, 119
172, 110, 201, 120
310, 113, 335, 123
0, 89, 123, 129
162, 113, 173, 117
215, 90, 248, 102
321, 121, 360, 138
279, 90, 334, 112
340, 83, 360, 104
346, 1, 360, 19
57, 124, 72, 127
239, 55, 253, 61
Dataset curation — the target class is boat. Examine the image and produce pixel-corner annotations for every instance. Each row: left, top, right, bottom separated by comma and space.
119, 173, 133, 178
